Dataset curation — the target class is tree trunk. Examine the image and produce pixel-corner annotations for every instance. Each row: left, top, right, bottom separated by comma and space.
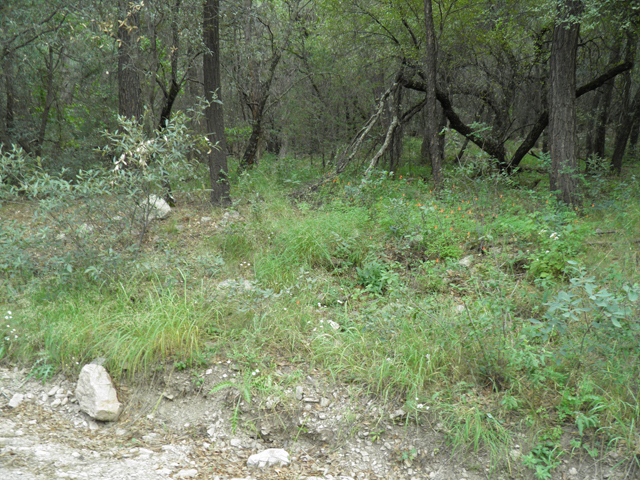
403, 59, 632, 174
611, 86, 640, 174
591, 43, 622, 160
610, 34, 638, 174
423, 0, 443, 189
584, 92, 600, 159
1, 53, 16, 149
388, 86, 403, 172
204, 0, 231, 206
239, 51, 281, 171
548, 0, 581, 206
629, 98, 640, 153
118, 1, 142, 121
35, 45, 59, 158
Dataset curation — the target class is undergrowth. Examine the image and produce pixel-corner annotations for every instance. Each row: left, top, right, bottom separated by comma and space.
1, 141, 640, 477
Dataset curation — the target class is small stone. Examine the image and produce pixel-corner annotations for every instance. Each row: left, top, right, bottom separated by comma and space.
296, 386, 304, 400
51, 398, 62, 407
48, 386, 59, 396
175, 468, 198, 478
230, 438, 243, 448
569, 467, 578, 476
320, 397, 330, 407
458, 255, 474, 267
143, 433, 160, 442
201, 217, 212, 223
9, 393, 24, 408
390, 409, 406, 420
247, 448, 290, 468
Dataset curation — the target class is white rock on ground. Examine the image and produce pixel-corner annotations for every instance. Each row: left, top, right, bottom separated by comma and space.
247, 448, 291, 468
8, 393, 24, 408
143, 194, 171, 222
75, 364, 123, 421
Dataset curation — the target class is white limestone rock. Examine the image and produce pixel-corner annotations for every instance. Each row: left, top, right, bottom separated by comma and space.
247, 448, 290, 468
141, 194, 171, 223
75, 364, 123, 421
8, 393, 24, 408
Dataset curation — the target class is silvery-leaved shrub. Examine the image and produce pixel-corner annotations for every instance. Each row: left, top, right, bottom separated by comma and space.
0, 106, 210, 286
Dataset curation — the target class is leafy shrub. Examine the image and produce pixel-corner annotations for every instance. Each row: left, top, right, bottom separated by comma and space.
356, 257, 394, 294
0, 109, 206, 285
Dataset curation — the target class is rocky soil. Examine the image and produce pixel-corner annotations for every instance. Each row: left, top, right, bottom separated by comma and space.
0, 362, 632, 480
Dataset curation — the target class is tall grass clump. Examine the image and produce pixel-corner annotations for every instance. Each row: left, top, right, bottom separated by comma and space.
255, 202, 375, 286
9, 277, 220, 378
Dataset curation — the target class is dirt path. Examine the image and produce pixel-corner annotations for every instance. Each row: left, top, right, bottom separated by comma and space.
0, 365, 627, 480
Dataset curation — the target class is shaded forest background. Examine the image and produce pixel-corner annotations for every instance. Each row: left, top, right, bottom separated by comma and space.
1, 0, 639, 196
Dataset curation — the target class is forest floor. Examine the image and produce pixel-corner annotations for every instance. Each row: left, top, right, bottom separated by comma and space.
1, 159, 639, 480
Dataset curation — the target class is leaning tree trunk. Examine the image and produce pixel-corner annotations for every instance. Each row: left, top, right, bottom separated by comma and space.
117, 1, 142, 121
423, 0, 443, 189
548, 0, 581, 206
204, 0, 231, 206
388, 85, 404, 172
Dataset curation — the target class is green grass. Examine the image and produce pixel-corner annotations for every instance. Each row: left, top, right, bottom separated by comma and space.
6, 276, 220, 378
2, 150, 640, 475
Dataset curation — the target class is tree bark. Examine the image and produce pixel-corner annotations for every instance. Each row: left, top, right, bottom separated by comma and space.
629, 99, 640, 153
423, 0, 443, 189
548, 0, 581, 205
117, 1, 142, 121
204, 0, 231, 206
35, 45, 59, 157
591, 43, 622, 160
611, 85, 640, 174
388, 86, 403, 172
239, 51, 281, 171
584, 92, 600, 159
610, 33, 638, 174
158, 0, 183, 130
